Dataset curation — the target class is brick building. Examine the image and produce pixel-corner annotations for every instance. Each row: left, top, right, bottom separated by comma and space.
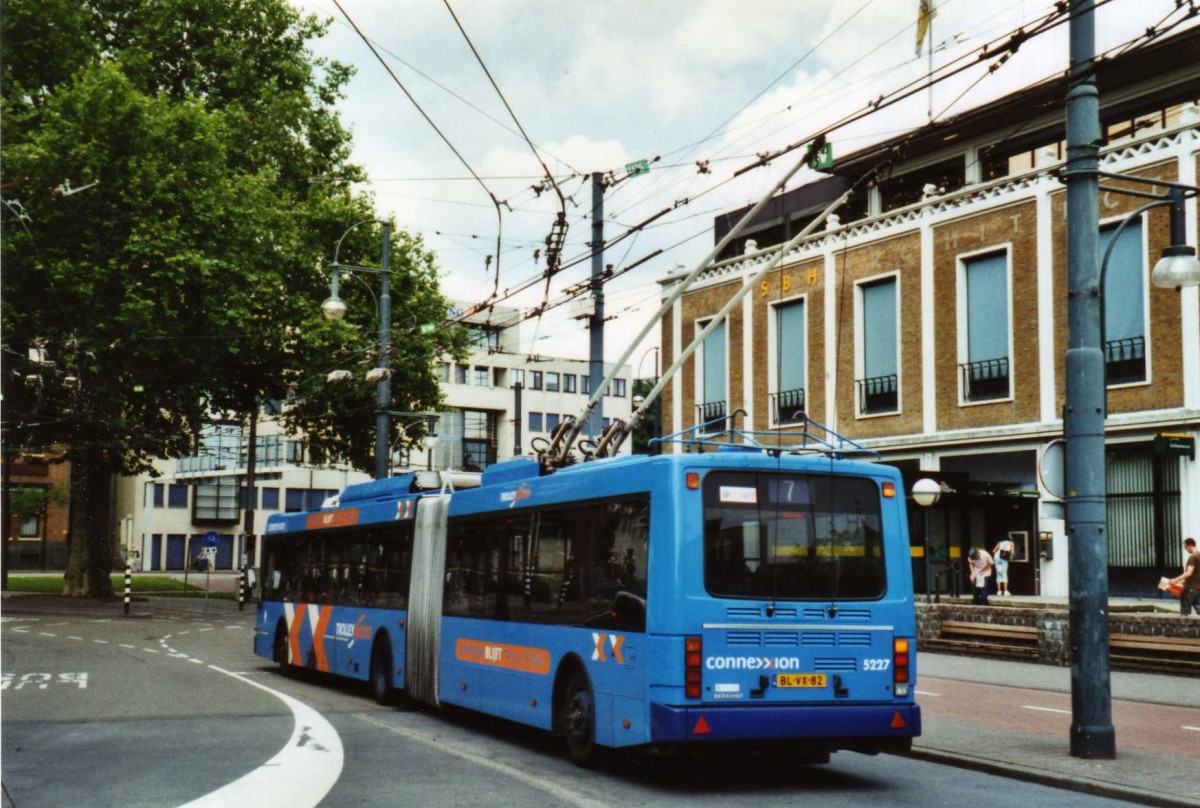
661, 30, 1199, 597
3, 451, 72, 570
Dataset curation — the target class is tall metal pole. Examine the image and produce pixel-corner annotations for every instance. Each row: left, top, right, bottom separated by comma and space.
241, 398, 257, 611
375, 226, 392, 480
588, 173, 605, 439
513, 382, 523, 457
1064, 0, 1115, 759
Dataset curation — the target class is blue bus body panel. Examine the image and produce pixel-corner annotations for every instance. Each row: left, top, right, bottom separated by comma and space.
438, 616, 651, 747
254, 599, 408, 688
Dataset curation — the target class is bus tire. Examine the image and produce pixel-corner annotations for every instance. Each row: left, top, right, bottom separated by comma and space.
274, 623, 292, 676
560, 670, 599, 768
370, 637, 394, 705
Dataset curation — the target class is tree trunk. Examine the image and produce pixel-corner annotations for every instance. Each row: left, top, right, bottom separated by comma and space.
62, 448, 115, 598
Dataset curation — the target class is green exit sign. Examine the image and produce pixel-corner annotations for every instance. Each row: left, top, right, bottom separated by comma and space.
626, 159, 650, 177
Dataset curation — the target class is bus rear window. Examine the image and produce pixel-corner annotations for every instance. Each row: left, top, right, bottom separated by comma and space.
703, 472, 886, 600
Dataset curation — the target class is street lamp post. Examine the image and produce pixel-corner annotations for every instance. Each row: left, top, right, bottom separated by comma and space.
321, 221, 392, 480
912, 479, 941, 605
1065, 1, 1200, 760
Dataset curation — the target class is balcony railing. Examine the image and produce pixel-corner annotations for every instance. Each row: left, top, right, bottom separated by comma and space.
1104, 336, 1145, 386
856, 374, 897, 415
959, 357, 1009, 402
696, 400, 728, 433
770, 388, 806, 425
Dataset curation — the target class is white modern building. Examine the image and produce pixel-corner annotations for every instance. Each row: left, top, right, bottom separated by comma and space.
113, 303, 632, 572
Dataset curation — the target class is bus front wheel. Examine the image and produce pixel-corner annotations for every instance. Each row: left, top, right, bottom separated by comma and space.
560, 671, 599, 768
370, 637, 394, 705
274, 624, 292, 676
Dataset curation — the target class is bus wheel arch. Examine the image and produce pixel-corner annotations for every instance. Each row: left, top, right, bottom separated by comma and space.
370, 631, 395, 705
554, 656, 600, 768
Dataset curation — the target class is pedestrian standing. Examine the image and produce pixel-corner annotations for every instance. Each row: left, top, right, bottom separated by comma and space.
1169, 538, 1200, 618
991, 537, 1015, 596
968, 547, 993, 605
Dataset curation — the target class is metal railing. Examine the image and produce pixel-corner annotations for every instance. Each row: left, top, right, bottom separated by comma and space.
696, 400, 728, 434
959, 357, 1009, 402
856, 374, 897, 415
1104, 336, 1145, 385
770, 388, 806, 425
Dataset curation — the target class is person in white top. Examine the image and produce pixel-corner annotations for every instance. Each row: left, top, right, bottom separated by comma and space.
968, 548, 993, 605
991, 538, 1016, 596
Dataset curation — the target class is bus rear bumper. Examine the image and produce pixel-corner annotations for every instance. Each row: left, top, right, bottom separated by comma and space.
649, 702, 921, 747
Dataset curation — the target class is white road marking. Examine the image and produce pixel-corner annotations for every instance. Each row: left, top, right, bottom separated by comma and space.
93, 639, 109, 645
67, 636, 84, 641
189, 659, 203, 664
39, 633, 56, 637
915, 689, 940, 697
1022, 705, 1071, 715
118, 644, 136, 649
199, 628, 215, 632
356, 713, 609, 808
1183, 726, 1200, 732
46, 622, 68, 627
178, 666, 343, 808
143, 649, 158, 654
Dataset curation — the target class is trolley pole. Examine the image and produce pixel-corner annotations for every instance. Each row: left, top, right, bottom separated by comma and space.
1064, 0, 1115, 759
588, 172, 605, 439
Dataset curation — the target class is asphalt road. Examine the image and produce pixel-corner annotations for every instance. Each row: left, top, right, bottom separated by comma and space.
1, 603, 1142, 808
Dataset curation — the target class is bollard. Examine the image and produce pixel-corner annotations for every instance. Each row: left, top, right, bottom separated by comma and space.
238, 565, 245, 612
123, 562, 131, 615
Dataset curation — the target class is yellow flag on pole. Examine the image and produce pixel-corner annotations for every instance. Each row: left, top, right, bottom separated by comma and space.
916, 0, 936, 55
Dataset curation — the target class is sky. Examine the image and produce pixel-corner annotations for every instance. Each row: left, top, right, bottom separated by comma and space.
288, 0, 1193, 374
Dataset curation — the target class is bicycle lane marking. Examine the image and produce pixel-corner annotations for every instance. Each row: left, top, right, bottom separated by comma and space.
176, 665, 344, 808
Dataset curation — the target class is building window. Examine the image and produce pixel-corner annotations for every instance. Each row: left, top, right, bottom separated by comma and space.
436, 363, 449, 383
454, 364, 467, 385
251, 435, 283, 467
1101, 220, 1146, 385
563, 374, 576, 393
492, 367, 507, 387
461, 409, 496, 472
152, 483, 165, 508
19, 513, 39, 538
612, 378, 627, 398
581, 375, 591, 395
771, 298, 806, 424
286, 441, 305, 464
696, 318, 727, 427
530, 371, 543, 390
194, 477, 239, 522
958, 252, 1010, 402
529, 412, 543, 433
168, 484, 189, 509
468, 326, 500, 351
511, 369, 524, 387
856, 278, 898, 415
879, 157, 965, 212
261, 488, 280, 510
546, 413, 561, 432
546, 372, 560, 392
285, 488, 306, 512
471, 366, 487, 386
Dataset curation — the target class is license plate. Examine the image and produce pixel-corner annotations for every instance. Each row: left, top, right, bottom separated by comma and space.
776, 673, 827, 688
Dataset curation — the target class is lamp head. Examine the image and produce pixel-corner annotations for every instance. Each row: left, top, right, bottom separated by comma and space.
1151, 245, 1200, 291
912, 477, 941, 508
321, 296, 348, 321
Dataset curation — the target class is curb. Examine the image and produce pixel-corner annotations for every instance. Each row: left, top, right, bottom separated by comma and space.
903, 747, 1196, 808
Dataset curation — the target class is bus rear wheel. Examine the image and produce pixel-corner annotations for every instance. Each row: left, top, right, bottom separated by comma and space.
560, 671, 599, 768
370, 638, 394, 705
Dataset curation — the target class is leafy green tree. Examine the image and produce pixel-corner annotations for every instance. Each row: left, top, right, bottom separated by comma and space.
630, 378, 661, 455
1, 0, 463, 595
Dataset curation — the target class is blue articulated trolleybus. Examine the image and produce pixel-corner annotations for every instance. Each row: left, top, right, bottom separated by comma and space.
254, 418, 921, 766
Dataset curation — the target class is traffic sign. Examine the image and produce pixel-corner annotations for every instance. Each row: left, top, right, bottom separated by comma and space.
202, 531, 219, 548
625, 159, 650, 177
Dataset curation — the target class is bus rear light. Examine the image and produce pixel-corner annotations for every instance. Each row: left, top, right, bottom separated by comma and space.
685, 636, 702, 698
686, 472, 700, 490
893, 638, 910, 696
882, 482, 896, 498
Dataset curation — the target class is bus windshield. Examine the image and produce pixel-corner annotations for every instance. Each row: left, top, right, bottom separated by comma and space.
703, 471, 886, 600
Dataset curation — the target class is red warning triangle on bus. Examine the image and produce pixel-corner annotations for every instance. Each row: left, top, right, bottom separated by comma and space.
890, 711, 907, 729
693, 715, 711, 735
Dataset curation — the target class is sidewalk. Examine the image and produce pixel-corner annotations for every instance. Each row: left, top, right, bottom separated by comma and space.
913, 652, 1200, 807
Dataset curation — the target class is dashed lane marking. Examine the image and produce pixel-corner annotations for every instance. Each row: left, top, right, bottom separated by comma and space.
1184, 726, 1200, 732
118, 644, 136, 649
39, 633, 56, 638
1022, 705, 1071, 715
93, 639, 109, 645
143, 649, 158, 654
67, 636, 84, 641
915, 689, 940, 697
